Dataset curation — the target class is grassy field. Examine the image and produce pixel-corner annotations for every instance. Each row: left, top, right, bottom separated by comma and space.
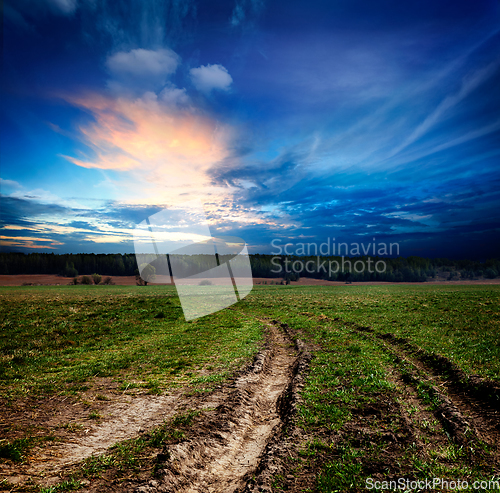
0, 285, 263, 401
241, 284, 500, 492
1, 283, 499, 492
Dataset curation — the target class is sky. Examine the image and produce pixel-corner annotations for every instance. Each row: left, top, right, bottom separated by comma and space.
1, 0, 500, 259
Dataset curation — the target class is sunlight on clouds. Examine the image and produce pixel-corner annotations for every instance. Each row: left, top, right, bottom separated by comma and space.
62, 91, 232, 200
0, 236, 64, 249
131, 229, 212, 244
57, 89, 309, 232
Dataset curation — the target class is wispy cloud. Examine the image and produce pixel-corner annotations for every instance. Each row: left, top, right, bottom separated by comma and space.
390, 60, 500, 157
230, 0, 264, 28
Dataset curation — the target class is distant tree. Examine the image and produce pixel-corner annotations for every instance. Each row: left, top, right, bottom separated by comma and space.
138, 264, 156, 285
63, 261, 78, 278
92, 273, 102, 285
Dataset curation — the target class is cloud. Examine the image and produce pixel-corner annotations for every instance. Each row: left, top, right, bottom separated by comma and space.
46, 0, 78, 15
0, 178, 22, 190
60, 91, 234, 204
159, 86, 190, 106
230, 0, 265, 28
4, 0, 78, 32
106, 48, 180, 92
390, 60, 500, 157
231, 3, 246, 27
190, 64, 233, 93
79, 0, 196, 55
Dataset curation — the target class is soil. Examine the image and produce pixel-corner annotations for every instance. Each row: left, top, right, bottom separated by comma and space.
0, 382, 187, 486
0, 323, 311, 492
2, 274, 500, 287
129, 322, 299, 493
2, 314, 499, 491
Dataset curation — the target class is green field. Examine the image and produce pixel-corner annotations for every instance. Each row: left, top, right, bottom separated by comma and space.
1, 283, 499, 492
0, 285, 263, 401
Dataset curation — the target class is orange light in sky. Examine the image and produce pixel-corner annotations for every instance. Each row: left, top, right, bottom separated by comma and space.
62, 92, 232, 193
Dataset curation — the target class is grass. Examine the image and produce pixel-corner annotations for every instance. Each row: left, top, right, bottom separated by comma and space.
0, 285, 264, 400
0, 437, 34, 462
0, 434, 59, 464
242, 284, 500, 380
1, 282, 499, 492
237, 284, 500, 491
38, 478, 82, 493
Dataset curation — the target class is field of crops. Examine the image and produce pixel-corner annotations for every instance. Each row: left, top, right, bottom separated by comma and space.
1, 284, 499, 492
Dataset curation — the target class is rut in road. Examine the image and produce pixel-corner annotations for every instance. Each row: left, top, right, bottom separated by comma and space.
353, 324, 500, 468
135, 322, 299, 493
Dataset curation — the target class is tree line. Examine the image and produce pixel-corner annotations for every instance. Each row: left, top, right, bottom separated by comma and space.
0, 252, 499, 282
251, 254, 500, 282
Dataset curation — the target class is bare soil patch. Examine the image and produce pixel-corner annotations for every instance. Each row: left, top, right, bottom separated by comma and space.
0, 381, 187, 487
0, 275, 173, 286
2, 274, 500, 287
128, 322, 299, 493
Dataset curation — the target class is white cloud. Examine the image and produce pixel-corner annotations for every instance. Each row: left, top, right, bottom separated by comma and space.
190, 64, 233, 93
0, 178, 22, 190
106, 48, 180, 91
159, 85, 190, 106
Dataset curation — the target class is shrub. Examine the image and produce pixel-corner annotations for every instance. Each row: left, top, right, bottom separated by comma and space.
70, 277, 79, 285
198, 280, 213, 286
102, 277, 114, 285
92, 273, 102, 285
80, 276, 92, 285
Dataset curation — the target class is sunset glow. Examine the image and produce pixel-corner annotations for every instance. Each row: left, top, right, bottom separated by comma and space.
1, 0, 499, 257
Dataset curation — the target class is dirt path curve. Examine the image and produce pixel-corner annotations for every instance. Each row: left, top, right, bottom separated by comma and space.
134, 322, 298, 493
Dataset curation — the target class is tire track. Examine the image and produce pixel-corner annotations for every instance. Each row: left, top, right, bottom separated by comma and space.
133, 322, 305, 493
351, 324, 500, 470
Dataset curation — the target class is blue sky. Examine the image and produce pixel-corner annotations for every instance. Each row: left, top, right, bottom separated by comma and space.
1, 0, 500, 258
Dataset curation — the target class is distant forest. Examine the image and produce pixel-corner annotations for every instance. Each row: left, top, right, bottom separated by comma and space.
1, 252, 499, 283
